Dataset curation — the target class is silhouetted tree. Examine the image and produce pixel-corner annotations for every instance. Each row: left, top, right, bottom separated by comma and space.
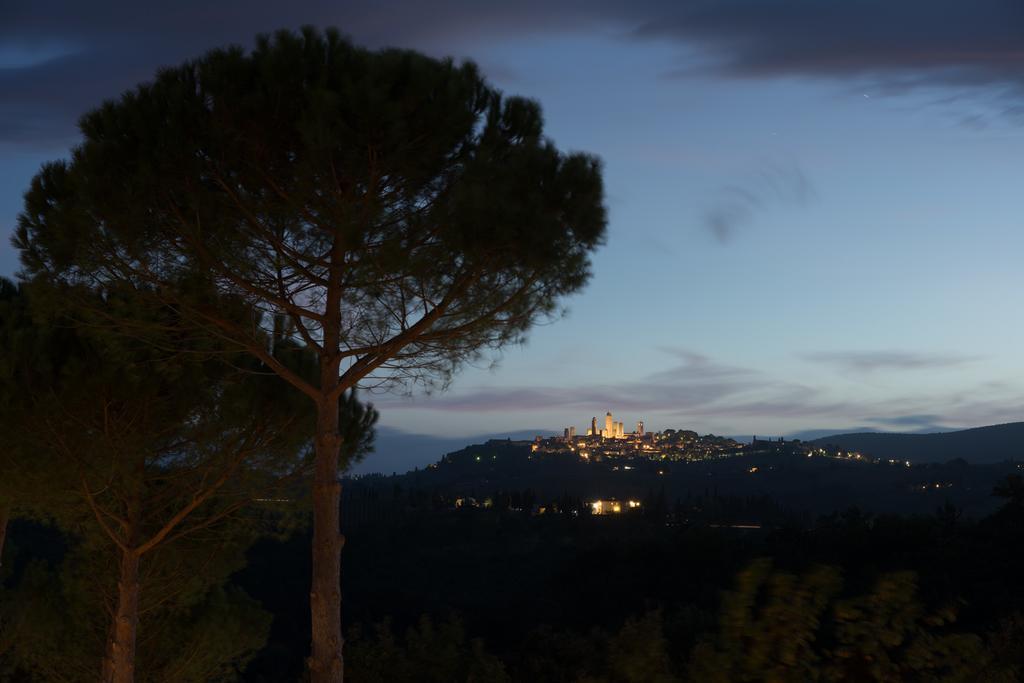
0, 279, 73, 569
0, 286, 318, 682
689, 559, 997, 682
14, 26, 605, 682
0, 278, 31, 569
2, 544, 272, 682
993, 475, 1024, 509
346, 615, 509, 683
605, 610, 677, 683
936, 500, 962, 532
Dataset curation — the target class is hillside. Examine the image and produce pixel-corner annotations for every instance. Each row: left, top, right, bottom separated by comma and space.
810, 422, 1024, 464
347, 439, 1020, 519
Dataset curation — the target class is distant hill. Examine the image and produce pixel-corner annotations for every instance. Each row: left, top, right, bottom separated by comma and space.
810, 422, 1024, 464
355, 421, 1024, 475
787, 426, 958, 442
358, 440, 1019, 518
350, 426, 555, 475
784, 427, 880, 442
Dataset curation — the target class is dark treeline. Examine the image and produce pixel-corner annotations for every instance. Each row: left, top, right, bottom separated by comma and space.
363, 440, 1022, 519
339, 482, 803, 530
254, 479, 1024, 679
336, 485, 1024, 681
6, 470, 1024, 680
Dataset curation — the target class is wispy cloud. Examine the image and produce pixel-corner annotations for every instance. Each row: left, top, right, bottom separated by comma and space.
703, 159, 815, 243
376, 348, 768, 414
864, 414, 951, 432
868, 414, 945, 427
637, 1, 1024, 97
802, 350, 980, 373
377, 348, 1021, 433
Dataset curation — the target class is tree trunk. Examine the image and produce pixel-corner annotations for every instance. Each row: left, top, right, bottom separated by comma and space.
103, 549, 141, 683
309, 398, 344, 682
0, 501, 9, 569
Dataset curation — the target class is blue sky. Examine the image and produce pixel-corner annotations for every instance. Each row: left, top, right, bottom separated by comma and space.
3, 1, 1024, 439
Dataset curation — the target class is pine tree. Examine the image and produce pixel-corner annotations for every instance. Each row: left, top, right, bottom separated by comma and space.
14, 26, 605, 681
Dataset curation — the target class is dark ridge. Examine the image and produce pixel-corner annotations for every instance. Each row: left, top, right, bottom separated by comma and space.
811, 422, 1024, 464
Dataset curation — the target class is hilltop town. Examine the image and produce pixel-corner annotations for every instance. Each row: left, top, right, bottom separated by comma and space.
528, 410, 883, 465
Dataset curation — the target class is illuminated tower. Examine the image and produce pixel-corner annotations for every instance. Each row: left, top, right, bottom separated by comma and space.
616, 421, 624, 438
591, 416, 598, 436
569, 426, 576, 440
605, 411, 613, 437
637, 421, 644, 437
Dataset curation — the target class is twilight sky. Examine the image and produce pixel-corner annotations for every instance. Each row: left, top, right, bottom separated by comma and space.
3, 1, 1024, 439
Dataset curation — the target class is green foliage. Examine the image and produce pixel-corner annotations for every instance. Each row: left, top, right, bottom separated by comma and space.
825, 571, 978, 681
605, 610, 677, 683
339, 388, 378, 470
346, 615, 509, 683
516, 626, 607, 683
4, 296, 312, 541
688, 559, 840, 683
142, 585, 272, 683
516, 611, 679, 683
982, 612, 1024, 679
0, 282, 340, 679
688, 559, 1001, 683
0, 542, 270, 682
0, 278, 56, 518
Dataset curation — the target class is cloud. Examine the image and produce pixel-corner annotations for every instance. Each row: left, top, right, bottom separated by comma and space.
376, 348, 765, 414
802, 350, 980, 373
866, 414, 949, 430
638, 1, 1024, 128
376, 348, 1024, 435
0, 1, 594, 145
375, 349, 853, 424
636, 1, 1024, 93
0, 49, 157, 146
702, 159, 814, 243
652, 348, 752, 380
3, 1, 1024, 145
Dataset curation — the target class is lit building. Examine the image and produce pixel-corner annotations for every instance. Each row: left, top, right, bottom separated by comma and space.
605, 412, 613, 437
590, 499, 641, 515
637, 421, 644, 436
